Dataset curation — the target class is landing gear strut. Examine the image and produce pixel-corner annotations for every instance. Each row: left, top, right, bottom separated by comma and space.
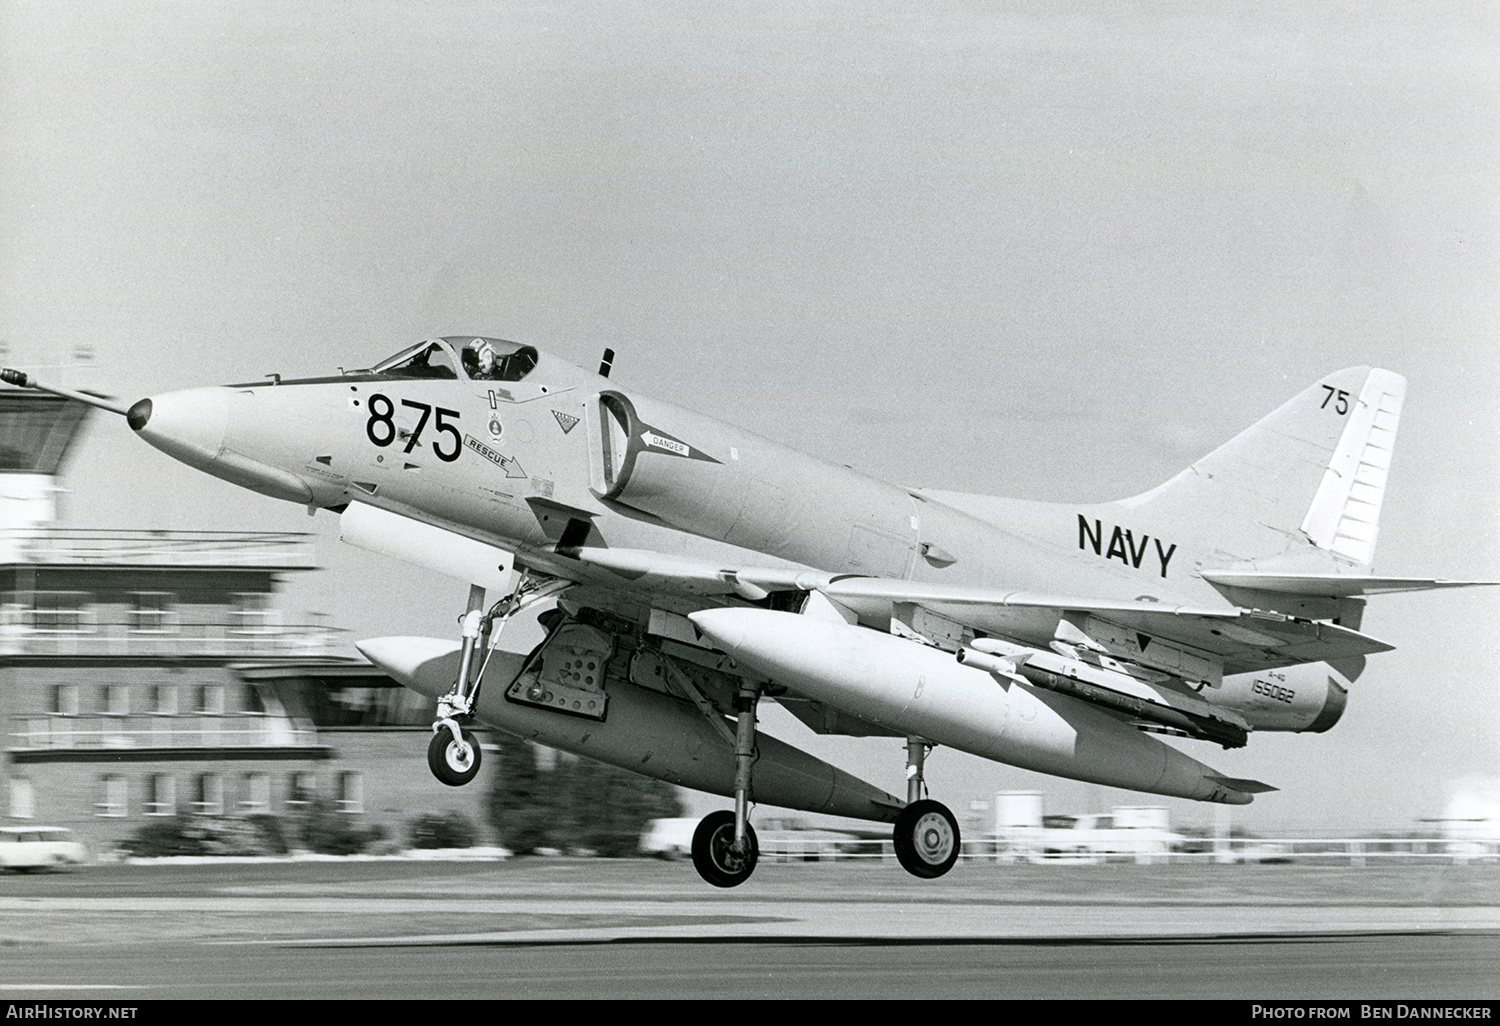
893, 737, 960, 878
692, 683, 762, 887
427, 570, 569, 787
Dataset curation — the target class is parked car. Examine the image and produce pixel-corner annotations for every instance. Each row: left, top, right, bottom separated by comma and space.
0, 827, 87, 871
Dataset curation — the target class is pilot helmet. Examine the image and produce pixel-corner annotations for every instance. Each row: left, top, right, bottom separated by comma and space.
463, 338, 498, 378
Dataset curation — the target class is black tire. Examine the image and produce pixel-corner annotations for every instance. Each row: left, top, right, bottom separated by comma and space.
691, 811, 758, 888
428, 727, 482, 786
893, 799, 960, 879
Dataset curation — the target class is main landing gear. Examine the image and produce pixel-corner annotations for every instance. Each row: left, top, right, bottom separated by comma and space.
691, 683, 762, 888
893, 737, 960, 879
692, 810, 758, 888
427, 571, 569, 787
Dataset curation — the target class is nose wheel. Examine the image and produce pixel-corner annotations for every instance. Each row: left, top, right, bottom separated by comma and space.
893, 799, 960, 878
428, 724, 482, 786
692, 810, 759, 888
425, 572, 571, 788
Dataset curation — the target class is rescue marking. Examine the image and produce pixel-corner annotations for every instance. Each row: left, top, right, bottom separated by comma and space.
464, 434, 528, 478
1077, 515, 1177, 578
552, 410, 580, 434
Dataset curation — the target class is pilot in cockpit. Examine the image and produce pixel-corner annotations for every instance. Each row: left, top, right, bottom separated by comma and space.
461, 337, 537, 382
461, 338, 499, 380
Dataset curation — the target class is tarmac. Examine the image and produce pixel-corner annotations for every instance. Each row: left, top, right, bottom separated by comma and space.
3, 853, 1497, 946
2, 857, 1497, 999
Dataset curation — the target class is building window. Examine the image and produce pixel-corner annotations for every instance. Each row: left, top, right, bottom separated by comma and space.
338, 771, 363, 814
9, 777, 35, 819
130, 592, 177, 633
242, 773, 270, 814
240, 685, 265, 715
103, 684, 130, 717
146, 775, 176, 817
287, 772, 316, 810
97, 775, 127, 818
51, 684, 79, 717
230, 593, 275, 634
196, 685, 225, 715
191, 774, 223, 816
27, 592, 93, 633
152, 684, 177, 716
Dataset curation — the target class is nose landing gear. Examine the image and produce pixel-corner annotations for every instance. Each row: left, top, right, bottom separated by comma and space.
428, 723, 482, 786
426, 570, 570, 787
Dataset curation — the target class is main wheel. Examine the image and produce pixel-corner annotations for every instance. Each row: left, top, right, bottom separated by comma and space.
428, 727, 482, 786
691, 810, 758, 888
893, 799, 960, 879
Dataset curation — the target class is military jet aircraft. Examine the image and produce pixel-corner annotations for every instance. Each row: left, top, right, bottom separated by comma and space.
3, 339, 1488, 886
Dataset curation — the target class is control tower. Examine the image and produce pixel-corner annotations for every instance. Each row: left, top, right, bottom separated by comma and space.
0, 388, 89, 549
0, 389, 336, 848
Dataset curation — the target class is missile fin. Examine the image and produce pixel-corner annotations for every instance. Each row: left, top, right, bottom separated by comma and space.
1206, 774, 1279, 794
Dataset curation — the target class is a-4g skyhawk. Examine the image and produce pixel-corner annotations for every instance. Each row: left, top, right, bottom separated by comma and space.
5, 338, 1486, 886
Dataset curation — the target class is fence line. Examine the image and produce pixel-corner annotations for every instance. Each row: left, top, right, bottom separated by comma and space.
753, 836, 1500, 866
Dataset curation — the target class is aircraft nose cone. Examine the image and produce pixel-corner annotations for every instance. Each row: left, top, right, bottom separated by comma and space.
126, 398, 152, 431
130, 387, 230, 469
131, 385, 316, 504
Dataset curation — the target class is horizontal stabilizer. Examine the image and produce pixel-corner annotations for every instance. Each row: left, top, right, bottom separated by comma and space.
1201, 571, 1498, 597
1207, 775, 1279, 795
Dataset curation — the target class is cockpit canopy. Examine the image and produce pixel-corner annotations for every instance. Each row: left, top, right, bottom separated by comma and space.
370, 337, 539, 383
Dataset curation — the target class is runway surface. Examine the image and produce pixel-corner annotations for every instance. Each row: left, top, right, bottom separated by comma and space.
1, 856, 1497, 999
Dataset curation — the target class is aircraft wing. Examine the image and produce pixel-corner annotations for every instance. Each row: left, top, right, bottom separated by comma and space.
567, 547, 832, 599
794, 574, 1391, 678
1199, 571, 1498, 596
563, 548, 1394, 678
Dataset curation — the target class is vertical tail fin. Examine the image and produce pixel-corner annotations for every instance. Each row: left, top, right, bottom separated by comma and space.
1121, 367, 1406, 569
1297, 369, 1405, 565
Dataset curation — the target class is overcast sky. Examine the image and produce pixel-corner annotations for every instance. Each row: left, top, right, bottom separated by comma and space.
2, 1, 1496, 834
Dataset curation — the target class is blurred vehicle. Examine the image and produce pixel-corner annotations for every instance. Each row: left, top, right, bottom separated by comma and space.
640, 818, 696, 859
0, 827, 88, 871
1222, 840, 1294, 864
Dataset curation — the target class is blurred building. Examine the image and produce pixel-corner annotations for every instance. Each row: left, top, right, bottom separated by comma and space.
1438, 786, 1500, 861
0, 389, 489, 853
